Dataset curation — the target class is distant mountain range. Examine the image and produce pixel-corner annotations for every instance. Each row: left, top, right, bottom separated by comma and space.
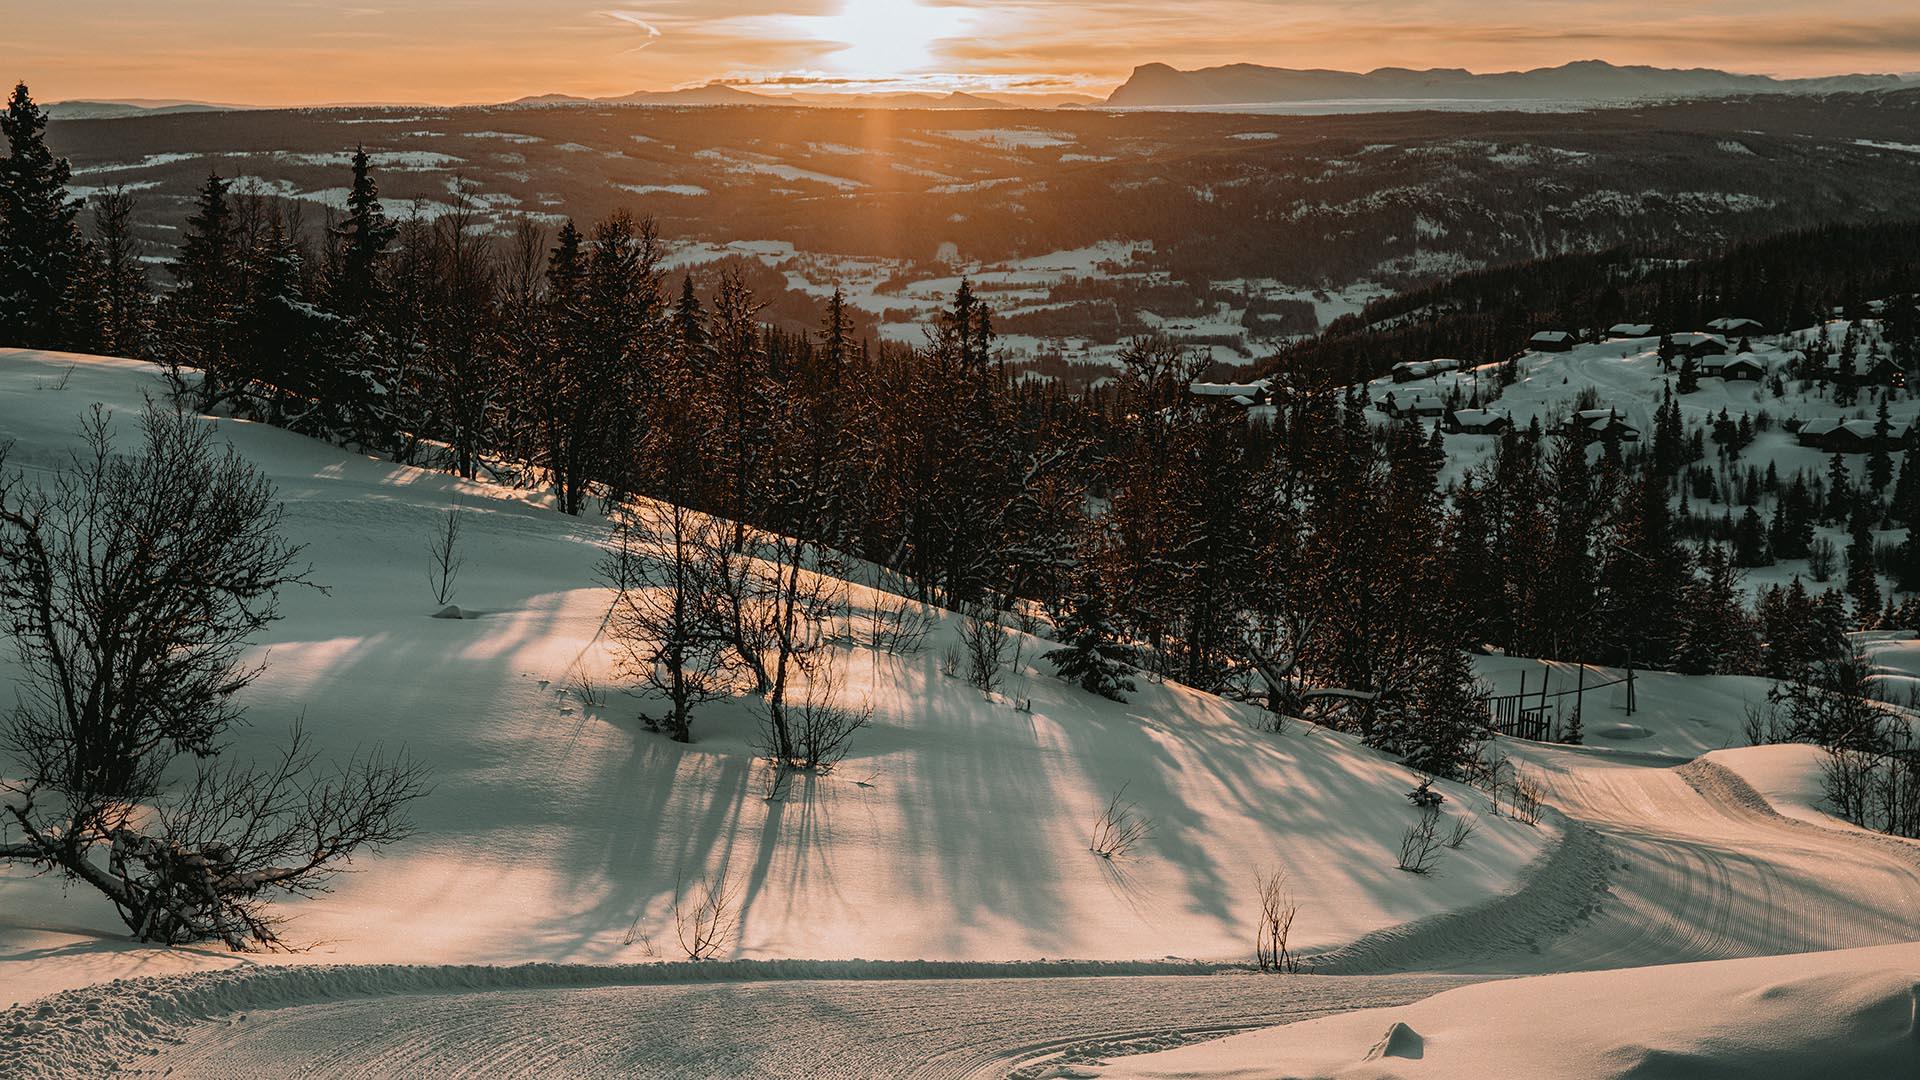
1104, 60, 1911, 107
508, 84, 1095, 110
44, 99, 253, 120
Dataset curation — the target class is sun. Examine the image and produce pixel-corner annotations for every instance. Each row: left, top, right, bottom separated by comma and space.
814, 0, 967, 77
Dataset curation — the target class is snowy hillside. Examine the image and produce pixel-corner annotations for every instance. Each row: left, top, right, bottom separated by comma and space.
0, 350, 1548, 1007
1354, 316, 1919, 600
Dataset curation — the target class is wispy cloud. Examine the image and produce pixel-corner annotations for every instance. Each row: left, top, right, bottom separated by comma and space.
599, 9, 664, 54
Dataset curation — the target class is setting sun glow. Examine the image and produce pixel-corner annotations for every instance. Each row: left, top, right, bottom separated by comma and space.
813, 0, 969, 76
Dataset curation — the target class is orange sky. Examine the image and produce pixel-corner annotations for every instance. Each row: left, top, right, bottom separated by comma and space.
11, 0, 1919, 106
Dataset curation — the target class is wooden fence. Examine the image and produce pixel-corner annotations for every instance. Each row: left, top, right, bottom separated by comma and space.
1487, 664, 1635, 744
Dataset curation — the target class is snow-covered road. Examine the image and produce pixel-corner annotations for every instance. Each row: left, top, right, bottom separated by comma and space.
136, 973, 1472, 1079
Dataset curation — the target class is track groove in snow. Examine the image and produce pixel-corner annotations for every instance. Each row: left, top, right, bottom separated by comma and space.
150, 976, 1472, 1079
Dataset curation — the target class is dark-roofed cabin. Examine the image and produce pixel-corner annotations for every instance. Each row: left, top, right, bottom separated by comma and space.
1389, 358, 1462, 383
1671, 332, 1729, 359
1700, 355, 1764, 381
1818, 354, 1905, 388
1561, 408, 1639, 444
1707, 317, 1768, 337
1796, 417, 1912, 452
1443, 409, 1512, 435
1190, 381, 1271, 407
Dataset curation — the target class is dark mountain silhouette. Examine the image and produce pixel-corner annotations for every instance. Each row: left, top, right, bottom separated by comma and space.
1106, 59, 1907, 107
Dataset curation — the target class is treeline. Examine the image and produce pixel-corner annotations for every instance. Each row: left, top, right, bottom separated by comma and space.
1277, 222, 1920, 384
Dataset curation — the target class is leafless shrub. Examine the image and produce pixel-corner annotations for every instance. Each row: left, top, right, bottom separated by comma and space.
571, 668, 605, 710
673, 869, 740, 961
961, 608, 1009, 694
1510, 771, 1546, 826
1465, 749, 1515, 818
1254, 867, 1299, 973
1445, 814, 1477, 850
772, 652, 869, 774
425, 504, 465, 606
1397, 808, 1443, 874
1823, 735, 1920, 839
1089, 786, 1154, 860
1823, 745, 1876, 826
940, 644, 962, 679
867, 592, 933, 656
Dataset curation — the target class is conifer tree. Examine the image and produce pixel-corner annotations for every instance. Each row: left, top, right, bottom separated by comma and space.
89, 187, 151, 356
327, 147, 397, 319
1845, 506, 1881, 625
165, 173, 243, 404
0, 82, 95, 349
1045, 581, 1137, 702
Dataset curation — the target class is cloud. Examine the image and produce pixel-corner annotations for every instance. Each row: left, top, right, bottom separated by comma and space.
599, 9, 664, 53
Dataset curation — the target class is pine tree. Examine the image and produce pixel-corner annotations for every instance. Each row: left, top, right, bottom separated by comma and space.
165, 173, 243, 404
327, 147, 397, 319
0, 82, 96, 349
1869, 398, 1894, 493
1733, 505, 1772, 567
1827, 453, 1854, 523
1845, 507, 1881, 625
89, 187, 151, 356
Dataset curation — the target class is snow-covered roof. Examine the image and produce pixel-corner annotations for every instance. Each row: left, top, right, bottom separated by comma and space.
1447, 409, 1509, 427
1708, 317, 1766, 334
1796, 417, 1842, 437
1671, 332, 1728, 348
1190, 380, 1268, 397
1608, 323, 1656, 337
1530, 331, 1575, 344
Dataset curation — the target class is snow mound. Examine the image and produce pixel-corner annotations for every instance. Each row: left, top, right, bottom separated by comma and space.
1086, 941, 1920, 1079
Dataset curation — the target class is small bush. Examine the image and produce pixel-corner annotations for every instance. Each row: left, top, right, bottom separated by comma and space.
961, 609, 1009, 694
1397, 808, 1443, 874
1090, 786, 1154, 860
1445, 815, 1477, 849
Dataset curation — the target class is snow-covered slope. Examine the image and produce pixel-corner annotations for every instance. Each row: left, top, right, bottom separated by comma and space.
0, 350, 1548, 1007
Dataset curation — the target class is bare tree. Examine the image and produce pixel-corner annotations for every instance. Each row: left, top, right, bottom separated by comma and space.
1254, 867, 1299, 973
0, 406, 427, 949
673, 868, 740, 961
425, 503, 465, 607
600, 505, 735, 742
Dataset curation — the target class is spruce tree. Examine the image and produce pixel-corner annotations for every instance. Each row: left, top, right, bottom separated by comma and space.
165, 173, 242, 404
327, 147, 397, 319
0, 82, 95, 349
89, 187, 151, 356
1845, 507, 1881, 625
1045, 584, 1137, 702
